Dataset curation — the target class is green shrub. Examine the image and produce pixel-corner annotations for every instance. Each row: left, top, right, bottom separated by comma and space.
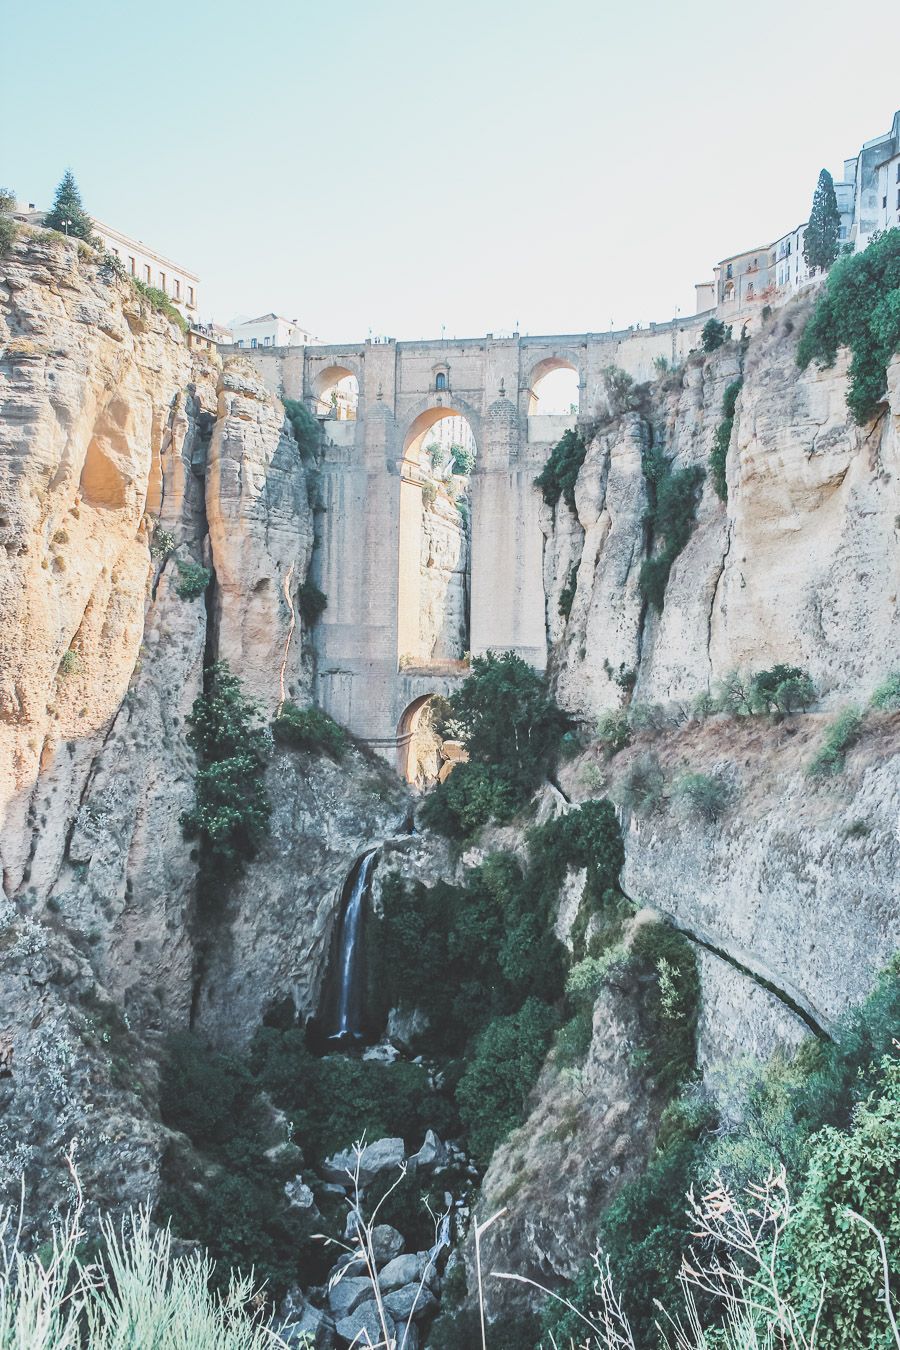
558, 563, 578, 618
131, 277, 189, 334
808, 706, 864, 776
175, 560, 211, 599
596, 708, 630, 758
600, 364, 644, 416
419, 760, 518, 836
701, 317, 729, 351
58, 648, 80, 677
673, 770, 729, 822
638, 446, 705, 610
449, 441, 475, 475
282, 397, 321, 459
603, 658, 637, 692
797, 228, 900, 424
455, 998, 559, 1164
748, 664, 816, 716
614, 751, 665, 815
870, 671, 900, 710
630, 922, 700, 1094
272, 702, 346, 758
534, 428, 586, 510
297, 579, 327, 626
150, 525, 176, 558
181, 662, 271, 881
710, 377, 743, 502
0, 215, 17, 255
421, 479, 437, 510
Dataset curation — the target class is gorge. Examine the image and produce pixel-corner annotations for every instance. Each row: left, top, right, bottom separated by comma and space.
1, 218, 900, 1350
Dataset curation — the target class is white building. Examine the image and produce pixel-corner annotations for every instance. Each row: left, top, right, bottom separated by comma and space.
9, 201, 199, 319
230, 313, 317, 349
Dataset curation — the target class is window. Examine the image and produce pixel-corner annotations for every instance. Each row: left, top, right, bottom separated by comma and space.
159, 272, 167, 293
144, 264, 151, 283
435, 372, 446, 391
236, 340, 243, 347
187, 286, 194, 306
264, 336, 270, 346
725, 264, 733, 279
174, 279, 181, 300
251, 338, 258, 348
128, 256, 136, 275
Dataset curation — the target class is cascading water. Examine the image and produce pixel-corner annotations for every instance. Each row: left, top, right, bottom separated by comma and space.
323, 850, 377, 1044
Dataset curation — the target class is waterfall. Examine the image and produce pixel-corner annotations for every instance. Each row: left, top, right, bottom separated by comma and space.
325, 850, 377, 1043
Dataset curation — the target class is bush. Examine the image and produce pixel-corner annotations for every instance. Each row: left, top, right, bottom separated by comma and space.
58, 648, 81, 677
638, 446, 705, 610
419, 760, 518, 836
808, 706, 864, 776
175, 560, 211, 599
455, 998, 559, 1165
748, 664, 816, 716
421, 479, 437, 510
871, 671, 900, 710
614, 751, 665, 815
0, 215, 17, 255
534, 428, 586, 510
297, 579, 327, 626
629, 922, 700, 1095
558, 563, 578, 618
797, 228, 900, 424
131, 277, 189, 334
181, 662, 271, 882
596, 709, 630, 758
673, 770, 729, 822
449, 442, 475, 475
272, 702, 346, 758
701, 317, 729, 352
282, 397, 321, 459
600, 364, 644, 416
710, 378, 743, 502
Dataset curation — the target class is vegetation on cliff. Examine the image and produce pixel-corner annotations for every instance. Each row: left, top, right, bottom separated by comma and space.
797, 227, 900, 424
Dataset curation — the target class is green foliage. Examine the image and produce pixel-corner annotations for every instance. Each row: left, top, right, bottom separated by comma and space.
528, 799, 625, 957
673, 770, 728, 822
808, 706, 864, 776
297, 579, 327, 626
747, 664, 816, 716
421, 479, 437, 510
803, 168, 841, 273
175, 560, 211, 599
630, 922, 700, 1094
44, 169, 94, 241
272, 701, 346, 759
419, 651, 568, 835
600, 364, 644, 416
797, 228, 900, 424
130, 277, 189, 334
282, 397, 321, 459
871, 671, 900, 710
58, 648, 80, 677
181, 663, 271, 880
596, 708, 630, 758
710, 378, 743, 502
150, 525, 176, 558
0, 187, 15, 213
701, 317, 729, 352
449, 441, 475, 475
558, 563, 578, 618
0, 215, 17, 255
638, 445, 705, 610
455, 998, 559, 1164
425, 440, 446, 469
614, 751, 666, 815
781, 1058, 900, 1350
534, 428, 586, 510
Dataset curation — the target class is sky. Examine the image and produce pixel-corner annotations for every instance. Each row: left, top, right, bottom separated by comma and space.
2, 0, 898, 343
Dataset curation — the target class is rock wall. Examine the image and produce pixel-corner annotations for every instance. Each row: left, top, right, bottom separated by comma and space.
419, 485, 468, 660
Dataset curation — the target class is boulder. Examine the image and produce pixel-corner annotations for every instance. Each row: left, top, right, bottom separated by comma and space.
411, 1129, 448, 1170
284, 1177, 318, 1211
386, 1006, 430, 1052
335, 1300, 393, 1347
323, 1137, 406, 1187
327, 1274, 375, 1318
382, 1283, 438, 1324
362, 1041, 400, 1065
276, 1290, 336, 1349
370, 1223, 405, 1265
378, 1252, 436, 1293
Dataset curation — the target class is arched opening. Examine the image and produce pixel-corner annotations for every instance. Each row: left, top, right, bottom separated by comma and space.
398, 407, 477, 668
397, 694, 467, 785
313, 365, 359, 420
527, 357, 580, 417
435, 371, 447, 391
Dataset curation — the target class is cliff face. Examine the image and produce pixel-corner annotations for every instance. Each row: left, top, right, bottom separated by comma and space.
546, 305, 900, 718
419, 486, 468, 660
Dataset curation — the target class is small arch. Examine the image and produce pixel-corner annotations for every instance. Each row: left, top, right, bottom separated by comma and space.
312, 364, 359, 420
396, 694, 465, 785
435, 371, 446, 391
527, 357, 581, 416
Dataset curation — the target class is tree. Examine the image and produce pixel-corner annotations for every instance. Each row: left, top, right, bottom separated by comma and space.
0, 187, 15, 214
45, 169, 94, 241
804, 169, 841, 273
701, 317, 728, 352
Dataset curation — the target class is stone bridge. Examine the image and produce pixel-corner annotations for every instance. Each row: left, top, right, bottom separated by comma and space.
239, 319, 703, 772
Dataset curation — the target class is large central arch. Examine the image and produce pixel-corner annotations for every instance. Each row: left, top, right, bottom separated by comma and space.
397, 401, 478, 669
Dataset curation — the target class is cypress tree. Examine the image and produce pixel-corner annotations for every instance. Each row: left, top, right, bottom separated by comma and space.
45, 169, 94, 241
803, 169, 841, 273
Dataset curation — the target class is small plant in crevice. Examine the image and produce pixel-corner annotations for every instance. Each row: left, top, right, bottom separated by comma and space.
175, 559, 211, 599
130, 277, 189, 334
710, 377, 743, 502
534, 428, 586, 511
558, 563, 578, 618
871, 671, 900, 710
150, 524, 175, 558
638, 443, 705, 611
58, 648, 80, 678
596, 708, 630, 759
808, 706, 864, 777
272, 701, 346, 759
603, 658, 637, 693
180, 662, 271, 890
297, 579, 327, 626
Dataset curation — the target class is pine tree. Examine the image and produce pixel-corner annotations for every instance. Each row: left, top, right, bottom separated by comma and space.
45, 169, 94, 241
803, 169, 841, 273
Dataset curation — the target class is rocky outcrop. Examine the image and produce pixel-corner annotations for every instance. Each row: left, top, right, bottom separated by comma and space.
419, 485, 468, 660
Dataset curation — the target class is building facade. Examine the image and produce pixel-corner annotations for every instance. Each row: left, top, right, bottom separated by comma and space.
231, 313, 317, 348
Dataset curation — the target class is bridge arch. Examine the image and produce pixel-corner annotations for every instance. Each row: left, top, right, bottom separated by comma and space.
401, 394, 482, 465
312, 364, 359, 419
526, 354, 583, 416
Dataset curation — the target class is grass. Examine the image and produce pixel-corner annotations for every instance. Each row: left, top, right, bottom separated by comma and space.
808, 706, 864, 776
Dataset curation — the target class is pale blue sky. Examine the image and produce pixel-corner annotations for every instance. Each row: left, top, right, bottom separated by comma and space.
2, 0, 897, 341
